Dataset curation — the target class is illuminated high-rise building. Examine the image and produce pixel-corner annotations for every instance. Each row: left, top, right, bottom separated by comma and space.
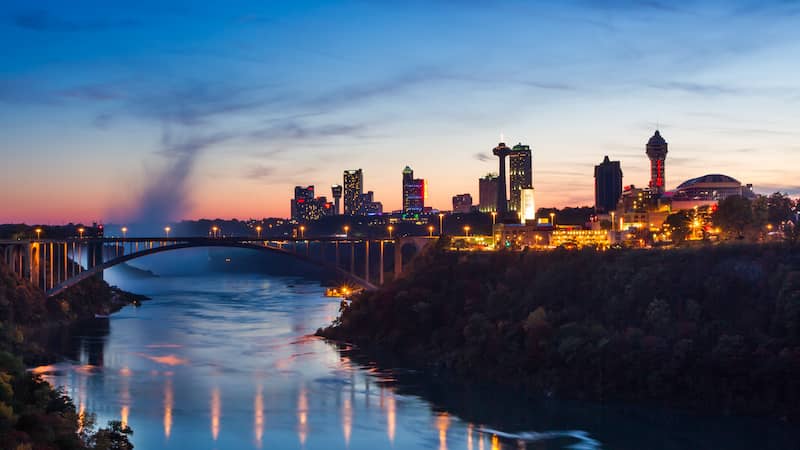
331, 185, 343, 215
478, 173, 499, 212
509, 143, 533, 212
646, 130, 668, 195
343, 169, 363, 215
520, 188, 536, 223
291, 186, 331, 221
492, 142, 511, 215
402, 166, 425, 217
452, 193, 473, 214
594, 155, 623, 213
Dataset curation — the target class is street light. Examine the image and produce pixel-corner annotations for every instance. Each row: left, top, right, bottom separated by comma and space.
35, 228, 42, 240
164, 226, 171, 238
78, 228, 85, 239
343, 225, 350, 238
549, 212, 556, 227
299, 225, 306, 239
121, 227, 128, 239
610, 212, 615, 232
387, 225, 394, 239
428, 225, 434, 237
211, 226, 219, 238
464, 225, 471, 237
438, 213, 445, 235
256, 225, 262, 238
491, 211, 497, 225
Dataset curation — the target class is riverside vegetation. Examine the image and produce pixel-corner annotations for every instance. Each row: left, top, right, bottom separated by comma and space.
1, 261, 141, 449
319, 240, 800, 421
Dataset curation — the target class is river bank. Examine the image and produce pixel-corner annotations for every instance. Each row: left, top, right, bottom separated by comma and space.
0, 261, 140, 448
318, 242, 800, 422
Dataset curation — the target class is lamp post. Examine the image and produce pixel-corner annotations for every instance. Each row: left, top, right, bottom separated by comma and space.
256, 225, 262, 238
211, 226, 219, 238
464, 225, 471, 237
78, 228, 85, 239
549, 212, 556, 228
491, 211, 497, 225
121, 227, 128, 239
35, 228, 42, 240
387, 225, 394, 239
610, 212, 615, 232
299, 225, 306, 240
164, 226, 171, 238
343, 225, 349, 238
438, 213, 444, 235
428, 225, 434, 237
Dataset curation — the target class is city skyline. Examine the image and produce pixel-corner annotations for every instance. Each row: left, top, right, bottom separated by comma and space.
2, 1, 800, 224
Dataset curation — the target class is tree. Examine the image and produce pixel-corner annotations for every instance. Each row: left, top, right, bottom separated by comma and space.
665, 211, 692, 243
713, 196, 753, 239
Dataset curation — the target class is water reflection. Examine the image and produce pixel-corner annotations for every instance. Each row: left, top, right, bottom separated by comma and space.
164, 377, 173, 439
437, 413, 449, 450
254, 385, 263, 447
386, 394, 396, 444
297, 385, 308, 446
211, 387, 221, 441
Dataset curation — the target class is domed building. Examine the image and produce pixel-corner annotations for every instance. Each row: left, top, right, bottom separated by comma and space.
668, 174, 754, 210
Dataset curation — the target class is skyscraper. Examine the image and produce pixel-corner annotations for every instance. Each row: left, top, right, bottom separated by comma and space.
492, 142, 511, 215
452, 193, 473, 214
594, 155, 623, 213
520, 188, 536, 223
509, 143, 533, 212
343, 169, 363, 215
291, 185, 326, 222
331, 185, 342, 215
478, 173, 499, 212
402, 166, 425, 217
646, 130, 668, 195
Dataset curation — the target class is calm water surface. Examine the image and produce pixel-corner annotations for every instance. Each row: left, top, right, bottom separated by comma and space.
33, 252, 800, 450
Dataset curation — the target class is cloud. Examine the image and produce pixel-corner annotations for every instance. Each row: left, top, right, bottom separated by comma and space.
650, 82, 742, 95
248, 121, 367, 141
473, 153, 492, 162
13, 10, 139, 32
246, 165, 275, 180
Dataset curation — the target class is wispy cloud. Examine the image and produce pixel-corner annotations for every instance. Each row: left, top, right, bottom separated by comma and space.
650, 82, 742, 96
473, 153, 492, 162
13, 10, 139, 32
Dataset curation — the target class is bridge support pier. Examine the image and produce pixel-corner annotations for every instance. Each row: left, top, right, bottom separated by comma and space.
379, 241, 384, 285
365, 241, 370, 284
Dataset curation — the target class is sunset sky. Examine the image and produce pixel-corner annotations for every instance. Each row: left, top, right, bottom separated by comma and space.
2, 1, 799, 224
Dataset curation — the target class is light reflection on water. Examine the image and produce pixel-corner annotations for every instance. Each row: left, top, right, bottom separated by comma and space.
30, 266, 800, 450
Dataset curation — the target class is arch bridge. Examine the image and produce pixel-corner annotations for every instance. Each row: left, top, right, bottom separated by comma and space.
0, 236, 435, 298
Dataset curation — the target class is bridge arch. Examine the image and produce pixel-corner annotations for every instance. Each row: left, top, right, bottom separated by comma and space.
47, 241, 377, 298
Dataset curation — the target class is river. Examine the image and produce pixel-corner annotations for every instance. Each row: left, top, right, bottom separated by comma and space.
32, 249, 800, 450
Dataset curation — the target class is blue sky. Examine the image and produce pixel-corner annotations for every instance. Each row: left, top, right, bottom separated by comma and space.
1, 0, 799, 223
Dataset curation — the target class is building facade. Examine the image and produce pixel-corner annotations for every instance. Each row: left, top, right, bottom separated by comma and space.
291, 186, 334, 222
360, 191, 383, 215
452, 193, 473, 214
402, 166, 425, 217
646, 130, 668, 195
520, 188, 536, 223
478, 173, 499, 212
509, 143, 533, 213
343, 169, 363, 215
331, 184, 342, 215
594, 155, 623, 214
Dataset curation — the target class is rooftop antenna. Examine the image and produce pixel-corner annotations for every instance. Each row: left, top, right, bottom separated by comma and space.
500, 131, 505, 143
